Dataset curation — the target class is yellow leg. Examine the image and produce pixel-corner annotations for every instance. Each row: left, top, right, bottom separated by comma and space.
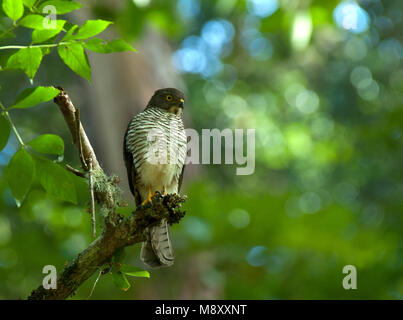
141, 187, 153, 206
141, 187, 161, 206
162, 186, 167, 196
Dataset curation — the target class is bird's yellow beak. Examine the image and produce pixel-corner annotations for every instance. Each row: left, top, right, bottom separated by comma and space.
168, 100, 184, 115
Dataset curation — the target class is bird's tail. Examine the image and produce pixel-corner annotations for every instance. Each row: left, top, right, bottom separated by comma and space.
140, 219, 174, 268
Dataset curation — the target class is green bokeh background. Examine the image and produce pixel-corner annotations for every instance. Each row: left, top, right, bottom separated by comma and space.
1, 0, 403, 299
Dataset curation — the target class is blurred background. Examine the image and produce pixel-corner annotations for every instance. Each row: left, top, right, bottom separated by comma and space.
1, 0, 403, 299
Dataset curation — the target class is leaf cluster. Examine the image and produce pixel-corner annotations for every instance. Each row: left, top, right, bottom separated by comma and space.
1, 0, 135, 82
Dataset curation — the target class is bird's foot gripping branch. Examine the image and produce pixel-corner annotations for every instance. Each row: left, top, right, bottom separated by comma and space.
27, 88, 186, 300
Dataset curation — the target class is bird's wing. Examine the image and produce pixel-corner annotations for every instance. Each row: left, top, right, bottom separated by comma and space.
177, 131, 189, 193
177, 164, 185, 193
123, 126, 142, 206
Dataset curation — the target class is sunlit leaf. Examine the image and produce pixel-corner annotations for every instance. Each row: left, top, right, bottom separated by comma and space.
28, 134, 64, 155
19, 14, 47, 29
6, 148, 35, 204
10, 86, 60, 109
6, 47, 43, 79
120, 265, 150, 278
38, 0, 82, 15
31, 22, 65, 44
2, 0, 24, 21
22, 0, 36, 9
34, 157, 77, 204
112, 271, 131, 291
19, 14, 65, 30
61, 24, 78, 41
0, 114, 10, 152
57, 43, 91, 81
70, 19, 112, 40
84, 38, 136, 54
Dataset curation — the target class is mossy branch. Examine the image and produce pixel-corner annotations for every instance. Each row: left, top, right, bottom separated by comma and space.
27, 89, 186, 300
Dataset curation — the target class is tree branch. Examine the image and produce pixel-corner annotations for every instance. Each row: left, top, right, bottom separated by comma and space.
27, 88, 186, 300
53, 87, 99, 171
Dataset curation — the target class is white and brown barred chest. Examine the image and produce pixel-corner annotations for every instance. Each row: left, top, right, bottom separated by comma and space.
125, 107, 187, 195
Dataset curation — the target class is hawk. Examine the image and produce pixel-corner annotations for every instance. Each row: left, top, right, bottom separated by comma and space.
123, 88, 187, 268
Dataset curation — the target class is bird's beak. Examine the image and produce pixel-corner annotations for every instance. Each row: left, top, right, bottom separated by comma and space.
168, 99, 185, 115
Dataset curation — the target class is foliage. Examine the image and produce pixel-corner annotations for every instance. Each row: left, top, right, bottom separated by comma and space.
1, 0, 134, 81
0, 0, 142, 295
0, 0, 135, 207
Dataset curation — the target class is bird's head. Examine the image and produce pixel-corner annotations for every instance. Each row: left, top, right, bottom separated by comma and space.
147, 88, 185, 116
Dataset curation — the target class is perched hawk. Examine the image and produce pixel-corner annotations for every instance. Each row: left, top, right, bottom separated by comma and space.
123, 88, 187, 268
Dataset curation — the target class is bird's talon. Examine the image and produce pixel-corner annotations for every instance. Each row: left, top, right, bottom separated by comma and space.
141, 198, 152, 206
141, 188, 154, 206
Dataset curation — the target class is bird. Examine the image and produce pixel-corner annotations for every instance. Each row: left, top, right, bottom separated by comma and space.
123, 88, 187, 268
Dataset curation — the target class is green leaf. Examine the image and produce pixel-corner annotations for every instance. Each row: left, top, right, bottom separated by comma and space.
28, 134, 64, 155
38, 0, 82, 15
31, 22, 65, 44
10, 86, 59, 109
6, 148, 35, 204
61, 24, 78, 41
0, 114, 10, 152
71, 19, 112, 40
120, 265, 150, 278
84, 38, 136, 54
112, 271, 131, 291
19, 14, 46, 29
2, 0, 24, 21
34, 157, 77, 204
6, 47, 43, 79
57, 43, 91, 81
19, 14, 65, 30
22, 0, 36, 9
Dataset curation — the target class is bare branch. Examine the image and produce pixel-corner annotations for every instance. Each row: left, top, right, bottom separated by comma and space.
88, 157, 96, 238
65, 164, 85, 178
53, 87, 100, 171
74, 108, 88, 171
54, 87, 115, 210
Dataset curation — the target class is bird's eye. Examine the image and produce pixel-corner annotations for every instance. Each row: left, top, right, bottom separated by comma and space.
166, 95, 173, 101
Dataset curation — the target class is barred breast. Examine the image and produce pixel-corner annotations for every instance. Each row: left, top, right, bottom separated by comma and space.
125, 107, 187, 200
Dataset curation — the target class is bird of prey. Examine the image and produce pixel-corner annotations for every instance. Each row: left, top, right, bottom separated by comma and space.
123, 88, 187, 268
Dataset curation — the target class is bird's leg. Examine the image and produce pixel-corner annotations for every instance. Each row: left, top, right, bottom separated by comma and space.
162, 186, 167, 196
141, 187, 162, 206
141, 187, 153, 206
